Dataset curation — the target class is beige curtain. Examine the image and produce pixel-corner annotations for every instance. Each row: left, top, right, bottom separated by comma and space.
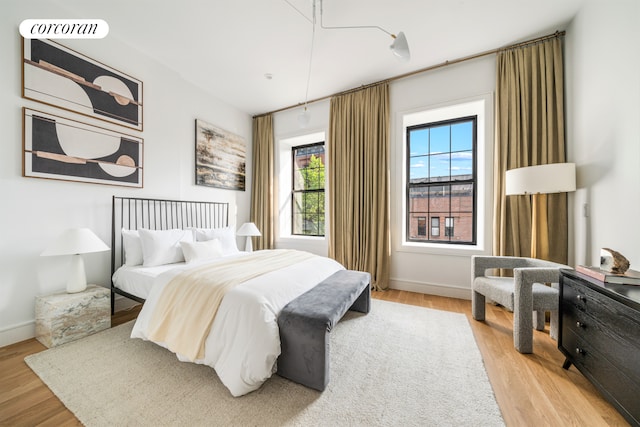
250, 114, 275, 250
328, 83, 390, 290
493, 37, 568, 264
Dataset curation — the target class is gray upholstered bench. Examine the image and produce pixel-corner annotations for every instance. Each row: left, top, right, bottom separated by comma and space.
276, 269, 371, 391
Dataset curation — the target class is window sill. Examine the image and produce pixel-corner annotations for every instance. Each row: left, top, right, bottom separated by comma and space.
396, 241, 488, 257
278, 235, 326, 242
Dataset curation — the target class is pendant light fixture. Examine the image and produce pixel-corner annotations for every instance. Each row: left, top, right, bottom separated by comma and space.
318, 0, 411, 61
289, 0, 411, 125
298, 0, 317, 128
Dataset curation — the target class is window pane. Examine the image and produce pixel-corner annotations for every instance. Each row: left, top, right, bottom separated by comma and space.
408, 186, 428, 213
429, 125, 449, 154
451, 151, 473, 178
409, 156, 428, 181
429, 185, 450, 212
429, 153, 450, 180
409, 128, 429, 156
451, 183, 474, 212
408, 213, 430, 240
451, 121, 473, 152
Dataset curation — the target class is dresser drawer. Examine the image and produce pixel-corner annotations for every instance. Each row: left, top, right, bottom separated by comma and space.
562, 277, 640, 344
562, 328, 640, 424
562, 278, 640, 385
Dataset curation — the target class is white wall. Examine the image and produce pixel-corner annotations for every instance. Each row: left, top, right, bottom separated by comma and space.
273, 56, 495, 299
0, 2, 252, 346
566, 0, 640, 268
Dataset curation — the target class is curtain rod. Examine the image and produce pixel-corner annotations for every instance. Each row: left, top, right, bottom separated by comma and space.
253, 30, 565, 118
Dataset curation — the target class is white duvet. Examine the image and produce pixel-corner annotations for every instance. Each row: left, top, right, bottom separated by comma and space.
130, 251, 344, 397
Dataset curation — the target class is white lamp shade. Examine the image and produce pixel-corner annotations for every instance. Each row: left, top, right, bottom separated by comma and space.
390, 31, 410, 61
41, 228, 110, 256
237, 222, 262, 237
505, 163, 576, 196
41, 228, 109, 293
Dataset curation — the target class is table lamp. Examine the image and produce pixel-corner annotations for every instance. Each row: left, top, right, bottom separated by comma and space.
505, 163, 576, 259
236, 222, 261, 252
41, 228, 110, 293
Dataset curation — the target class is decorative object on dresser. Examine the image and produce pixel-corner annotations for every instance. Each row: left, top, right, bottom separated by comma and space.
505, 162, 576, 259
599, 247, 631, 274
41, 228, 110, 293
559, 268, 640, 426
35, 284, 110, 348
471, 255, 569, 353
195, 119, 246, 191
236, 222, 261, 252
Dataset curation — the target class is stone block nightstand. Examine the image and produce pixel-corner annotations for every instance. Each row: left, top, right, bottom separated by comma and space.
35, 285, 111, 348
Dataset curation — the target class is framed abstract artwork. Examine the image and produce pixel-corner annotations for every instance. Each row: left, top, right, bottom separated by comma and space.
22, 39, 143, 131
195, 119, 246, 191
23, 108, 144, 187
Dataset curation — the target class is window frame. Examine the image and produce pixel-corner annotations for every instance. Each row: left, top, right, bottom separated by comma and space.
405, 115, 477, 245
291, 141, 326, 237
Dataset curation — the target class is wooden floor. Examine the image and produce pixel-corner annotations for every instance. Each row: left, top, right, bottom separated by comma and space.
0, 290, 630, 426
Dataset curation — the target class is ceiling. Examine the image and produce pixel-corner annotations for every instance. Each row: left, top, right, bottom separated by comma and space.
51, 0, 585, 116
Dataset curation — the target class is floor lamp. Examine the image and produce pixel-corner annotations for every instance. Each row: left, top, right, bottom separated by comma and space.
505, 163, 576, 259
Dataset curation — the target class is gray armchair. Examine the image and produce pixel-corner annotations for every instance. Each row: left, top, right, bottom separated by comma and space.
471, 256, 570, 353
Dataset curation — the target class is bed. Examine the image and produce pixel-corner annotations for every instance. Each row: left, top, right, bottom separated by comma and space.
110, 196, 345, 397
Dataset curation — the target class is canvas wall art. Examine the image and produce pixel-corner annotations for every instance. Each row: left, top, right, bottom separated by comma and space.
23, 108, 143, 187
23, 39, 143, 131
195, 119, 246, 191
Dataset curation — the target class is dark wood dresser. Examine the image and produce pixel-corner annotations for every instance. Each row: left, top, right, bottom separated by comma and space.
559, 269, 640, 426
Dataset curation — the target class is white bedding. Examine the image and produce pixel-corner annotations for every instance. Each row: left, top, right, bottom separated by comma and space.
126, 250, 344, 397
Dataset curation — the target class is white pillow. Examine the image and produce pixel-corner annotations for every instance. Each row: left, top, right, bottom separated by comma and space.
192, 226, 239, 255
122, 229, 143, 266
180, 239, 223, 264
138, 228, 194, 267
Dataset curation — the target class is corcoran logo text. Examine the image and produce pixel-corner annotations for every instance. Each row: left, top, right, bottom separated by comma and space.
19, 19, 109, 39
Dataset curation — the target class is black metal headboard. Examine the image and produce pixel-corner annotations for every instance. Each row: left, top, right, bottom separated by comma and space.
111, 196, 229, 311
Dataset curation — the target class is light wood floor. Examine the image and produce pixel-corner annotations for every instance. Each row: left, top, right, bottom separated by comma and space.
0, 290, 630, 426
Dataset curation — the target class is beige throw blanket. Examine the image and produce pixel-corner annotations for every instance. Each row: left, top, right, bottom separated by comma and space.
147, 250, 315, 361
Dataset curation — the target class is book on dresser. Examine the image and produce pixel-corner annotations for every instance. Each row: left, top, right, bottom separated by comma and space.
576, 265, 640, 285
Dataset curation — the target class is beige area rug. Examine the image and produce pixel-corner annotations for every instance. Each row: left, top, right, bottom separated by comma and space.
25, 300, 504, 426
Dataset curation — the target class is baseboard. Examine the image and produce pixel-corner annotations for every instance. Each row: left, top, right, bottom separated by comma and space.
389, 279, 471, 300
0, 320, 35, 348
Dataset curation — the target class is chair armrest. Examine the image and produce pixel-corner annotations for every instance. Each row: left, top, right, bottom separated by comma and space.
472, 256, 571, 280
514, 267, 563, 288
471, 255, 532, 280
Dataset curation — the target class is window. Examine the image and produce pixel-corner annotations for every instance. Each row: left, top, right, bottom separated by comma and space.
406, 116, 476, 244
292, 142, 325, 236
417, 217, 427, 236
445, 217, 454, 237
430, 216, 439, 237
